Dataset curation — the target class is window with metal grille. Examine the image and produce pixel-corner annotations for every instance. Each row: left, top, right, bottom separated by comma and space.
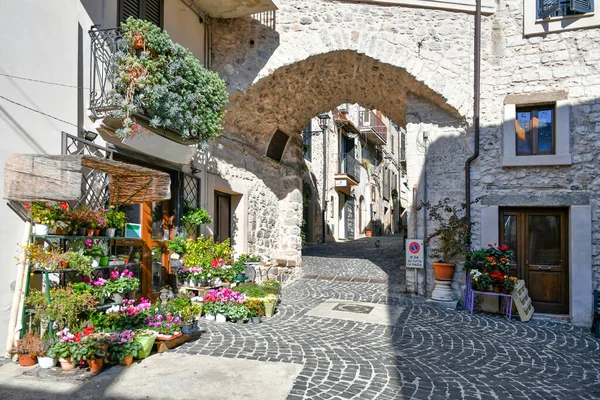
266, 129, 289, 162
515, 105, 555, 156
538, 0, 593, 19
302, 121, 312, 162
183, 174, 201, 237
119, 0, 163, 27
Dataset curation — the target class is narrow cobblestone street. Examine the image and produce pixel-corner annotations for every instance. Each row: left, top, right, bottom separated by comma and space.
173, 237, 600, 400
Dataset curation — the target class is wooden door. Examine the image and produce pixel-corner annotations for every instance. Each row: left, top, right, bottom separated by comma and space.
214, 192, 231, 243
500, 208, 568, 314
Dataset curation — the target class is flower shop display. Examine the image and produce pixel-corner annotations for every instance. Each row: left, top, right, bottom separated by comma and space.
26, 201, 70, 235
12, 331, 43, 367
466, 244, 515, 292
26, 286, 97, 332
110, 17, 228, 140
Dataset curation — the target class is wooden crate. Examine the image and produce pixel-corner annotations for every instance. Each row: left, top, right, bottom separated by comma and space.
511, 280, 534, 322
155, 335, 190, 353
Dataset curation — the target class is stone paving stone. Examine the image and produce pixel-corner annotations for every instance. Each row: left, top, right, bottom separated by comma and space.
175, 240, 600, 399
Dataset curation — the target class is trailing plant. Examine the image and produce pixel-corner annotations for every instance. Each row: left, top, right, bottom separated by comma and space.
166, 236, 187, 256
21, 243, 68, 272
111, 17, 228, 140
417, 198, 471, 263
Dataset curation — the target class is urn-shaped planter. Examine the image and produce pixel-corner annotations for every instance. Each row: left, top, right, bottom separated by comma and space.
432, 262, 455, 281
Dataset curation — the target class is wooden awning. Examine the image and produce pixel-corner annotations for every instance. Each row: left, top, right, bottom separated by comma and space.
3, 154, 171, 205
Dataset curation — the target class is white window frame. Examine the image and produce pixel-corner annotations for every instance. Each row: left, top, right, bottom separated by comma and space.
502, 92, 571, 167
524, 0, 599, 36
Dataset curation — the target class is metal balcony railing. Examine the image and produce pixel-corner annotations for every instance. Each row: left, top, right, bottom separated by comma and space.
89, 27, 126, 117
358, 110, 388, 143
339, 154, 361, 183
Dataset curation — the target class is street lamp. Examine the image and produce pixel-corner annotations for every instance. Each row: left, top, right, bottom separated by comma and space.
316, 113, 330, 243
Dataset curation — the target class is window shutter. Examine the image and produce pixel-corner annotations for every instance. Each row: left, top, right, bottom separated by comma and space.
143, 0, 163, 27
120, 0, 140, 23
538, 0, 560, 18
571, 0, 594, 13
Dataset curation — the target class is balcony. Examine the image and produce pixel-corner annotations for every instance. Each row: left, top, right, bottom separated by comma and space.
335, 154, 360, 193
89, 27, 125, 119
358, 110, 388, 145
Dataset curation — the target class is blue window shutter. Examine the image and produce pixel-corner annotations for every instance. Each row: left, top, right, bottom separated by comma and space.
538, 0, 560, 18
571, 0, 594, 13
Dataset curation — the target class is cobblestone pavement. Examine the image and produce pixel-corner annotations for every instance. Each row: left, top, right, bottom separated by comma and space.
176, 240, 600, 400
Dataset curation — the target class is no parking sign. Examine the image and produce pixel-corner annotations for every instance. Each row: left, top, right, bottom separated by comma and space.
406, 239, 424, 269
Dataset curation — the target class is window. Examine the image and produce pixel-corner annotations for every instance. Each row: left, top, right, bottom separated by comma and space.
502, 92, 571, 167
119, 0, 163, 27
391, 134, 395, 154
266, 129, 289, 162
525, 0, 599, 36
302, 121, 312, 162
538, 0, 593, 19
515, 106, 554, 156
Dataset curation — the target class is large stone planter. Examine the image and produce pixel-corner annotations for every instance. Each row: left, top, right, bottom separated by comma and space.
431, 262, 455, 301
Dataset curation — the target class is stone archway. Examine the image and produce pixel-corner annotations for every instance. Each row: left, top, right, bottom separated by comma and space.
204, 3, 474, 267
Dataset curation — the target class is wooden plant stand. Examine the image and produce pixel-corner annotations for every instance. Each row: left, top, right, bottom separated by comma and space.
155, 335, 190, 353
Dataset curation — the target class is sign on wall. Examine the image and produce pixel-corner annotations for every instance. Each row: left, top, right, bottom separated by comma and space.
406, 239, 424, 269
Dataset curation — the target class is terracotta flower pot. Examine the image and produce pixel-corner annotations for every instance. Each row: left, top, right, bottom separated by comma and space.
493, 286, 501, 293
120, 355, 134, 366
59, 357, 76, 371
87, 229, 95, 237
365, 230, 372, 237
18, 354, 37, 367
88, 358, 104, 373
432, 262, 455, 281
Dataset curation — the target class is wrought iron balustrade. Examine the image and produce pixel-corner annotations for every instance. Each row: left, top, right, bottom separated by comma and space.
358, 109, 388, 143
89, 27, 126, 117
340, 154, 361, 183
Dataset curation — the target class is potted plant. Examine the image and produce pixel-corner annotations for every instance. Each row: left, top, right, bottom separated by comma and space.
469, 270, 492, 292
182, 205, 212, 227
48, 328, 79, 370
108, 330, 141, 366
12, 332, 43, 367
418, 198, 470, 281
71, 328, 107, 373
502, 276, 518, 294
245, 299, 264, 325
226, 302, 249, 324
106, 208, 127, 237
66, 250, 94, 277
26, 202, 53, 235
263, 298, 276, 318
36, 334, 57, 369
180, 303, 203, 334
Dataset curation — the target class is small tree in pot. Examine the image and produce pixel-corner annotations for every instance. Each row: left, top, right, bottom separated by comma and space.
418, 198, 470, 283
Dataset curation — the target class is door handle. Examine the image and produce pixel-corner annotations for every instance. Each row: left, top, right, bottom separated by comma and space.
538, 266, 552, 271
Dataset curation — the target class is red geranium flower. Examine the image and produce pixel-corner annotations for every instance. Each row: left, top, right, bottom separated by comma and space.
74, 332, 82, 343
60, 202, 69, 210
83, 326, 95, 336
23, 204, 30, 211
500, 245, 509, 251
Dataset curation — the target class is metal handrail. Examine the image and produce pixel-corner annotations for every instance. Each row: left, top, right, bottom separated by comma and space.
358, 110, 388, 143
340, 153, 361, 183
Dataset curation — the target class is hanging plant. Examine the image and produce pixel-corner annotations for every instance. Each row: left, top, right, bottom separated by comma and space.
110, 17, 229, 142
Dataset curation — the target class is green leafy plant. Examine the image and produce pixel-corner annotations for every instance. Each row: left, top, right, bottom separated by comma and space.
71, 333, 108, 363
107, 330, 141, 362
232, 283, 267, 298
418, 198, 470, 263
182, 206, 212, 227
166, 236, 187, 256
66, 251, 94, 277
111, 17, 228, 140
26, 287, 97, 331
225, 303, 249, 321
261, 280, 281, 295
180, 303, 203, 324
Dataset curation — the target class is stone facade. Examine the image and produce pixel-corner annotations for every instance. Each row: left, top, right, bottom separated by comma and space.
209, 0, 600, 324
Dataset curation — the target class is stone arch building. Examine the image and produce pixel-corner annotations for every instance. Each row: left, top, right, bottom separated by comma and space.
205, 0, 598, 325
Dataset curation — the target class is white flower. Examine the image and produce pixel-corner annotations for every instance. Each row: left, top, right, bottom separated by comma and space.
171, 253, 180, 260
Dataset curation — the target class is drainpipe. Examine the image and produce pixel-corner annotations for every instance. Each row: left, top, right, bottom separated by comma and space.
322, 122, 327, 243
465, 0, 481, 245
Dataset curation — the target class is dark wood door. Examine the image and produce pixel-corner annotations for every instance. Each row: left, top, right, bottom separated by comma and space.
214, 192, 231, 243
500, 208, 568, 314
